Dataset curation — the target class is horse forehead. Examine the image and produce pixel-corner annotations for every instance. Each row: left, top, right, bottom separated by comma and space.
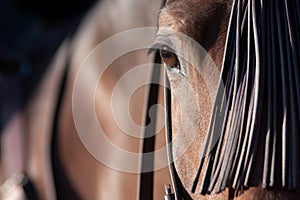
159, 0, 229, 35
163, 0, 228, 15
164, 0, 213, 6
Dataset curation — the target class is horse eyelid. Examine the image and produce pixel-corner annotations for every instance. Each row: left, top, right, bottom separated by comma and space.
149, 42, 176, 53
149, 43, 183, 75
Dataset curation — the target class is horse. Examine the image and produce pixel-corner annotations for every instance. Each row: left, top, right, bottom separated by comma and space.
1, 0, 172, 199
151, 0, 300, 199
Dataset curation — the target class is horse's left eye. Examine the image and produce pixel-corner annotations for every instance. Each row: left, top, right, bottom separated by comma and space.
160, 50, 180, 70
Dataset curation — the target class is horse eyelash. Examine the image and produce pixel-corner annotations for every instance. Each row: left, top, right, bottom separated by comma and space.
148, 42, 176, 54
149, 43, 185, 78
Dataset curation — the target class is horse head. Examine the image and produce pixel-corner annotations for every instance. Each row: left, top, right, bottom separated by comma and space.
155, 0, 300, 199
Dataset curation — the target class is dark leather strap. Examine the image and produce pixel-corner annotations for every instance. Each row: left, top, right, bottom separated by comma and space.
138, 50, 193, 200
139, 51, 161, 200
165, 74, 193, 200
138, 10, 193, 200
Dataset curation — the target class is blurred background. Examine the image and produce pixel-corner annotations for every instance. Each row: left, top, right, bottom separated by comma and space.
0, 0, 96, 133
0, 0, 97, 198
0, 0, 169, 199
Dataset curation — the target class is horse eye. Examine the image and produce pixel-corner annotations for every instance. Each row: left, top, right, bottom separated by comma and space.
160, 50, 180, 69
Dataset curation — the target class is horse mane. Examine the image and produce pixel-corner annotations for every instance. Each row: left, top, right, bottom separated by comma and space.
192, 0, 300, 195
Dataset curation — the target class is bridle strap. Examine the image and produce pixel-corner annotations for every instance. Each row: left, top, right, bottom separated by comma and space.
164, 74, 178, 199
165, 74, 193, 200
138, 52, 192, 200
138, 51, 161, 200
138, 1, 191, 199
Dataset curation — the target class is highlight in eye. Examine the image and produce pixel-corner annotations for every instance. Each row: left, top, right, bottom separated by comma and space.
160, 50, 180, 69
